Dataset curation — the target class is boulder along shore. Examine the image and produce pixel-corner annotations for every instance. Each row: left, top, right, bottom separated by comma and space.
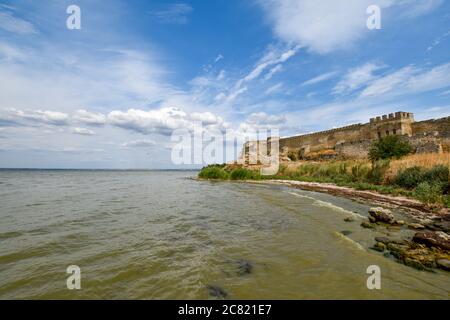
239, 179, 450, 272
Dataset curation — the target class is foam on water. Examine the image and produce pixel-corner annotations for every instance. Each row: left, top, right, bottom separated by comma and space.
287, 192, 365, 219
333, 231, 365, 251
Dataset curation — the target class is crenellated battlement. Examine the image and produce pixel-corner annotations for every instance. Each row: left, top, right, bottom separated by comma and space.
239, 111, 450, 163
370, 111, 414, 124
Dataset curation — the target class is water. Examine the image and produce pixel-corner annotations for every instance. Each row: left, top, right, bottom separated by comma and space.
0, 170, 448, 299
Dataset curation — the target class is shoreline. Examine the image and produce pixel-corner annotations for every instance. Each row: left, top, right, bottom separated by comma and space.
197, 177, 449, 222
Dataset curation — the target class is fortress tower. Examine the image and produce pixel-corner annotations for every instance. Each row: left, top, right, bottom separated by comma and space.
369, 111, 414, 139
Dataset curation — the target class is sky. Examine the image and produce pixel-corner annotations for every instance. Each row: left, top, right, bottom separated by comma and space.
0, 0, 449, 169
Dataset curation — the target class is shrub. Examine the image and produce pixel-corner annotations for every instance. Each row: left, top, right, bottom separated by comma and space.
413, 182, 443, 204
350, 163, 371, 182
443, 195, 450, 208
230, 168, 255, 180
422, 164, 449, 184
368, 135, 412, 161
198, 165, 229, 179
367, 159, 390, 184
394, 165, 449, 190
394, 166, 423, 189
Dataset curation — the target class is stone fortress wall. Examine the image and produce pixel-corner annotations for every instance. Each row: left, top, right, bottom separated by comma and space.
240, 111, 450, 164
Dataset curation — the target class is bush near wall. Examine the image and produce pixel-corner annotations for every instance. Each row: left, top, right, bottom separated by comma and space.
368, 135, 413, 161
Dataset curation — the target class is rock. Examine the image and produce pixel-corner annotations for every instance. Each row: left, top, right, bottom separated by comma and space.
374, 236, 391, 244
402, 248, 436, 268
387, 226, 401, 232
341, 230, 352, 236
436, 259, 450, 271
375, 242, 386, 251
432, 220, 450, 233
408, 223, 425, 230
207, 285, 228, 299
412, 231, 450, 251
368, 207, 395, 224
236, 259, 253, 275
387, 243, 409, 259
404, 258, 427, 271
344, 217, 355, 222
395, 220, 405, 226
361, 221, 375, 229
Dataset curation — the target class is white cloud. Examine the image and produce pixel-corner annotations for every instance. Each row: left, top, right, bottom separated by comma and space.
190, 112, 224, 126
107, 107, 188, 135
217, 70, 226, 81
0, 11, 37, 34
241, 47, 297, 84
360, 66, 416, 97
225, 46, 298, 103
8, 109, 69, 126
73, 109, 106, 126
149, 3, 193, 24
333, 63, 384, 95
107, 107, 225, 135
301, 71, 338, 86
264, 64, 283, 80
265, 83, 283, 95
0, 42, 26, 61
121, 139, 156, 148
258, 0, 443, 54
238, 112, 287, 132
72, 127, 95, 136
398, 0, 443, 18
215, 54, 224, 63
225, 87, 248, 103
360, 63, 450, 98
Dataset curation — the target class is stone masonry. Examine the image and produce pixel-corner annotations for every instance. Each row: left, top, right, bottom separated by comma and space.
239, 111, 450, 164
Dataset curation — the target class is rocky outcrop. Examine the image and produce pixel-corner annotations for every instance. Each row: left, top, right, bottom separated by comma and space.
368, 207, 395, 224
362, 208, 450, 272
412, 231, 450, 251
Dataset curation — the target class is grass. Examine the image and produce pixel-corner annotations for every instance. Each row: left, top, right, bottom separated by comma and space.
198, 152, 450, 208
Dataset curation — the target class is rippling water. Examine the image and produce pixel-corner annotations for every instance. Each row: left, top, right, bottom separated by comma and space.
0, 170, 448, 299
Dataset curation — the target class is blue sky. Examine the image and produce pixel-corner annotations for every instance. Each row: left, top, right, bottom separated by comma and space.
0, 0, 449, 168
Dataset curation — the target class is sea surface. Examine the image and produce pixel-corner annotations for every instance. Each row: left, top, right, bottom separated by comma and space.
0, 170, 448, 299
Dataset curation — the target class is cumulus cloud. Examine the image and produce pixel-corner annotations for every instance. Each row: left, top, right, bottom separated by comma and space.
258, 0, 443, 54
72, 127, 95, 136
7, 109, 69, 126
107, 107, 225, 135
190, 112, 224, 126
238, 112, 287, 133
73, 109, 106, 126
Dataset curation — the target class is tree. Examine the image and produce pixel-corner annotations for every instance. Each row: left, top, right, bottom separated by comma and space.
368, 135, 412, 161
